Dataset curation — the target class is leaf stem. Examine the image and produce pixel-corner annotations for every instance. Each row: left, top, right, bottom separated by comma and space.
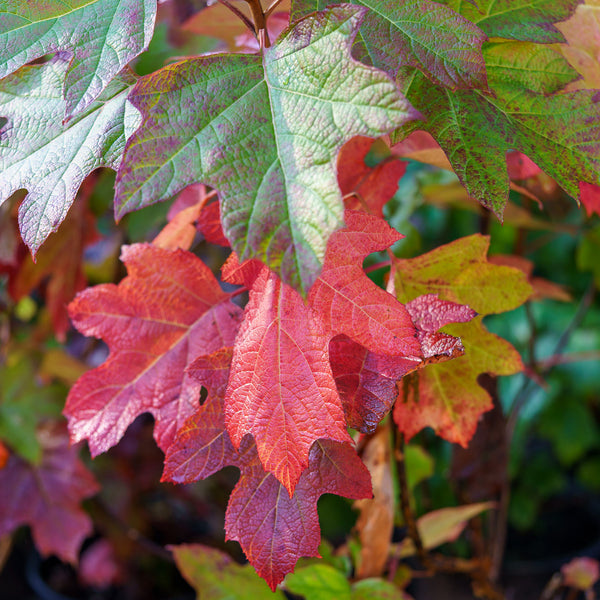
217, 0, 255, 36
364, 259, 392, 274
265, 0, 286, 17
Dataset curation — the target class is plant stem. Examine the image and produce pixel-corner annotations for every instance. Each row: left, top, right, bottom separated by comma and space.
493, 279, 597, 580
243, 0, 270, 47
393, 428, 434, 572
364, 259, 392, 274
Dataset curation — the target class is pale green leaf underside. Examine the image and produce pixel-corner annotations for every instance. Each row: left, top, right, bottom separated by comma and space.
0, 0, 155, 116
114, 6, 418, 294
0, 56, 138, 253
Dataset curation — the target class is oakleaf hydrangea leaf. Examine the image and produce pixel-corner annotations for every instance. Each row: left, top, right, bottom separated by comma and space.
292, 0, 488, 89
0, 56, 139, 255
393, 65, 600, 218
64, 244, 243, 456
391, 236, 531, 445
0, 422, 99, 564
223, 211, 419, 493
394, 318, 522, 445
0, 0, 156, 116
114, 6, 419, 295
330, 294, 473, 433
482, 41, 580, 94
438, 0, 581, 43
172, 545, 285, 600
164, 357, 371, 589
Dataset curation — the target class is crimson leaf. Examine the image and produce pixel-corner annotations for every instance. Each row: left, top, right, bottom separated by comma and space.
224, 210, 420, 492
0, 422, 98, 563
164, 350, 371, 589
64, 244, 243, 455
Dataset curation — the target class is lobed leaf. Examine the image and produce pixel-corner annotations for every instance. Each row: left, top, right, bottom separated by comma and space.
0, 0, 156, 116
164, 355, 371, 589
64, 244, 243, 455
0, 422, 99, 563
224, 265, 353, 493
391, 236, 530, 445
292, 0, 488, 89
330, 294, 474, 433
286, 563, 411, 599
225, 439, 372, 590
114, 6, 418, 295
171, 544, 285, 599
394, 318, 522, 445
393, 66, 600, 218
393, 234, 532, 313
224, 211, 419, 492
438, 0, 581, 43
0, 56, 139, 254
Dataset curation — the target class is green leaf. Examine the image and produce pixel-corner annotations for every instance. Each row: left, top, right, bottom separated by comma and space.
396, 502, 495, 557
438, 0, 581, 43
577, 225, 600, 287
0, 0, 156, 116
114, 6, 419, 295
292, 0, 488, 89
285, 564, 409, 600
483, 41, 580, 94
392, 235, 530, 445
171, 544, 285, 600
0, 359, 63, 464
286, 564, 352, 600
0, 56, 139, 254
394, 234, 532, 314
393, 67, 600, 218
538, 397, 600, 466
404, 443, 434, 491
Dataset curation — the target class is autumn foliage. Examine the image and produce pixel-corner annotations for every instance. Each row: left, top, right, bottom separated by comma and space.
0, 0, 599, 597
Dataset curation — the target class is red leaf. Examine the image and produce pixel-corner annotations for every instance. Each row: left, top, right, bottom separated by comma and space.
338, 137, 406, 216
225, 211, 419, 493
330, 335, 420, 432
164, 352, 371, 589
331, 295, 474, 432
79, 539, 123, 588
225, 439, 371, 590
162, 348, 242, 484
0, 422, 98, 563
225, 265, 352, 493
506, 151, 542, 179
0, 440, 8, 469
197, 200, 230, 247
580, 181, 600, 217
64, 244, 243, 456
309, 210, 420, 358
